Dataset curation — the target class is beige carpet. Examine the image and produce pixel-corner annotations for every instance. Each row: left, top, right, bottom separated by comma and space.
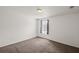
0, 37, 79, 53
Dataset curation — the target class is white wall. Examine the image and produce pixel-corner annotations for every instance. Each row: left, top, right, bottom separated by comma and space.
38, 13, 79, 48
0, 7, 36, 47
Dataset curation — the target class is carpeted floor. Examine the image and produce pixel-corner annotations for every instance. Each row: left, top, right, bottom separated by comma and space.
0, 37, 79, 53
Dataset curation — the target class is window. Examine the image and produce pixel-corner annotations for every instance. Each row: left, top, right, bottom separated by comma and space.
40, 19, 49, 35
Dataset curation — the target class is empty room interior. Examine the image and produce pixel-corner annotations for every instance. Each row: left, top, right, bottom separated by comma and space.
0, 6, 79, 53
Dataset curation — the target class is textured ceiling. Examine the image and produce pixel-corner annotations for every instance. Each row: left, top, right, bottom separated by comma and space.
0, 6, 79, 18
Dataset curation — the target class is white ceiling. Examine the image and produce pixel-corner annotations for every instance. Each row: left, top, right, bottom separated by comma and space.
1, 6, 79, 18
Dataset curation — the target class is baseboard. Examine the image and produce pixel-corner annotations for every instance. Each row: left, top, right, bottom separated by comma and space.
37, 36, 79, 48
0, 36, 37, 48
